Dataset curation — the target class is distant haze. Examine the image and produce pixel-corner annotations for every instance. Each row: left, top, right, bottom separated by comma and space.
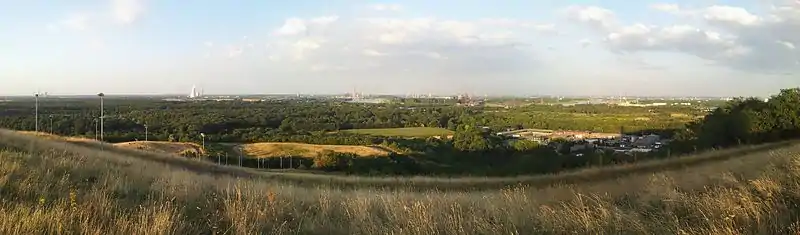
1, 0, 798, 97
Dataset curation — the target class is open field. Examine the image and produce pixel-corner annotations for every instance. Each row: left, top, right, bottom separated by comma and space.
3, 129, 800, 233
114, 141, 204, 156
241, 142, 392, 158
340, 127, 454, 137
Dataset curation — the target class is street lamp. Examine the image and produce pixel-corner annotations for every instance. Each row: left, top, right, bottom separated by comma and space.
49, 114, 53, 134
144, 124, 148, 141
200, 133, 206, 153
97, 93, 105, 142
34, 93, 39, 132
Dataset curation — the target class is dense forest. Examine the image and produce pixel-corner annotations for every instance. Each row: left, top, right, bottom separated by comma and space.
3, 90, 797, 176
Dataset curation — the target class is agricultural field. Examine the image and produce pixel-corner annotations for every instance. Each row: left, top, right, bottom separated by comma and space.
2, 129, 800, 234
240, 142, 393, 158
340, 127, 454, 137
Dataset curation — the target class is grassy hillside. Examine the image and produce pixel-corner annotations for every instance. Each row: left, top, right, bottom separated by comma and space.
16, 131, 98, 143
16, 131, 205, 157
114, 141, 204, 156
2, 129, 800, 234
241, 142, 393, 158
340, 127, 454, 137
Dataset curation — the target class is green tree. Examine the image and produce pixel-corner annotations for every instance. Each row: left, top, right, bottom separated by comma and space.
452, 125, 493, 152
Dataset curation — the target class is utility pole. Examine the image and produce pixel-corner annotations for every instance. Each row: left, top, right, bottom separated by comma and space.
97, 93, 105, 151
34, 93, 39, 132
97, 93, 104, 141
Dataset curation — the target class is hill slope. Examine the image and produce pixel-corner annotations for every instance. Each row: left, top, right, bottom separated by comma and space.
114, 141, 204, 156
2, 129, 800, 234
240, 142, 393, 158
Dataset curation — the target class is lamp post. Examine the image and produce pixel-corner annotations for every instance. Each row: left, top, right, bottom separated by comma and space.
34, 93, 39, 132
97, 93, 105, 142
144, 124, 148, 141
49, 114, 53, 134
200, 133, 206, 154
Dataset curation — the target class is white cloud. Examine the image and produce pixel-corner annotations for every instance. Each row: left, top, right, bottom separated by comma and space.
579, 39, 592, 48
274, 16, 339, 36
49, 13, 90, 32
311, 64, 349, 72
112, 0, 145, 24
289, 38, 324, 61
362, 49, 387, 56
703, 5, 761, 26
531, 24, 557, 32
310, 16, 339, 25
62, 14, 90, 31
227, 45, 244, 58
564, 5, 617, 31
250, 16, 543, 74
370, 4, 403, 12
778, 40, 796, 49
650, 3, 681, 14
275, 18, 308, 36
569, 3, 800, 73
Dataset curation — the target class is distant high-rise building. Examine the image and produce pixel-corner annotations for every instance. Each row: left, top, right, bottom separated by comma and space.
189, 85, 199, 98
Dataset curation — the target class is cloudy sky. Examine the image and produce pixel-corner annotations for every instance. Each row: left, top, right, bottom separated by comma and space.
1, 0, 799, 97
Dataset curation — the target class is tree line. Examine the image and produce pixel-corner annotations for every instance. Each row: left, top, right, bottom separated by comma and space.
670, 88, 800, 152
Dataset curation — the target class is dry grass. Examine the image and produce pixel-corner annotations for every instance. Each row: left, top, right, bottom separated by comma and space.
3, 129, 800, 234
114, 141, 204, 156
241, 142, 392, 158
17, 131, 204, 157
16, 131, 98, 143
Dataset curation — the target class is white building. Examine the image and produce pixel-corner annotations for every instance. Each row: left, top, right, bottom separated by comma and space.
189, 85, 202, 99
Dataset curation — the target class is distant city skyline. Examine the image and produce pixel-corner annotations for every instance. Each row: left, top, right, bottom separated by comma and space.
1, 0, 799, 97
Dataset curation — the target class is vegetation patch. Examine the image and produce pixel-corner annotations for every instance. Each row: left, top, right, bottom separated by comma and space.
340, 127, 454, 137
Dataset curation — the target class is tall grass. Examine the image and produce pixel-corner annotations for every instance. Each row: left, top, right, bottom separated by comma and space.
2, 129, 800, 234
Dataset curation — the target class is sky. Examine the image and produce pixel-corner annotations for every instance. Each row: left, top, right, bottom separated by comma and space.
1, 0, 799, 97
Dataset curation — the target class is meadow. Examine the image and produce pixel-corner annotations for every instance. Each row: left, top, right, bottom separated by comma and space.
2, 129, 800, 234
339, 127, 454, 137
240, 142, 392, 158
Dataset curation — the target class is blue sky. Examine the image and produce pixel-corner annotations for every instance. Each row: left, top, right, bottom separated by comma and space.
1, 0, 798, 97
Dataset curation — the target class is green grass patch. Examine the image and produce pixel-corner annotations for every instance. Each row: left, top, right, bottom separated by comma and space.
340, 127, 454, 137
